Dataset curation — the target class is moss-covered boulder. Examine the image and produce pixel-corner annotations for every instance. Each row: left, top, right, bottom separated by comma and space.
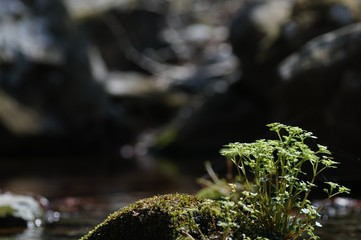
81, 194, 222, 240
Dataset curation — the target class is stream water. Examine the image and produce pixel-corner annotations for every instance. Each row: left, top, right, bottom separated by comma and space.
1, 195, 360, 240
1, 157, 361, 240
0, 193, 143, 240
317, 211, 361, 240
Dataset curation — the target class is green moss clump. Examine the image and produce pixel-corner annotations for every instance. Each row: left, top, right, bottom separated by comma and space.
81, 193, 222, 240
0, 205, 14, 218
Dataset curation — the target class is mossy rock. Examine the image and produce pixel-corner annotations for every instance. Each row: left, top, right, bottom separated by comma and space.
0, 205, 14, 218
0, 205, 28, 229
81, 193, 222, 240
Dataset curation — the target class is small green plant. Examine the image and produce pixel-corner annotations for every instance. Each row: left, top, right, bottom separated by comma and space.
200, 123, 350, 239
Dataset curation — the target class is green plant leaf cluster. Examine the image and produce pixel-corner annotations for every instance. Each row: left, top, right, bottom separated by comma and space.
81, 123, 350, 240
202, 123, 350, 239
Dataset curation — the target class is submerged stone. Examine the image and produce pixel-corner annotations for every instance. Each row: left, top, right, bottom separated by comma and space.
81, 193, 222, 240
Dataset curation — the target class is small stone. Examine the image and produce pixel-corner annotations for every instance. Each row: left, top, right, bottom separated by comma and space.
0, 193, 44, 229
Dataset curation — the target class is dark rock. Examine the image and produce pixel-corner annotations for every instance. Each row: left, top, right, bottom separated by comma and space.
281, 0, 361, 50
275, 22, 361, 162
169, 45, 239, 95
276, 22, 361, 126
229, 0, 361, 90
157, 0, 361, 161
229, 0, 294, 71
151, 87, 269, 160
81, 194, 222, 240
279, 23, 361, 81
83, 8, 175, 74
0, 193, 44, 230
0, 215, 28, 230
0, 0, 135, 156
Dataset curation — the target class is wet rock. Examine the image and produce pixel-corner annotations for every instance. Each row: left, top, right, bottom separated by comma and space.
0, 1, 66, 65
0, 0, 134, 156
83, 8, 175, 74
229, 0, 294, 69
81, 194, 222, 240
229, 0, 361, 90
0, 205, 27, 230
103, 72, 181, 132
282, 0, 361, 50
64, 0, 136, 20
279, 22, 361, 81
169, 43, 239, 95
151, 88, 269, 160
104, 72, 158, 97
0, 193, 45, 230
275, 22, 361, 158
155, 0, 361, 160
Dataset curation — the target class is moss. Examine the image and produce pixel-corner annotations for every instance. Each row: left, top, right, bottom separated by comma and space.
0, 205, 14, 218
81, 193, 222, 240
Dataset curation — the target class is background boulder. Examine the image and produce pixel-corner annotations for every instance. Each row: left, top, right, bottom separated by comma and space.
0, 0, 134, 156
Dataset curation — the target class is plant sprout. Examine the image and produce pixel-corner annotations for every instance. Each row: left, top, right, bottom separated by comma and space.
214, 123, 350, 239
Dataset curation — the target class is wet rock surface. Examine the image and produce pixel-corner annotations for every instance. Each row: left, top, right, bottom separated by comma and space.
0, 0, 135, 157
153, 0, 361, 172
275, 22, 361, 152
0, 193, 45, 231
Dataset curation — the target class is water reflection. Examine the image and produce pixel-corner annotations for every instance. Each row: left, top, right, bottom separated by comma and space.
1, 193, 144, 240
5, 227, 43, 240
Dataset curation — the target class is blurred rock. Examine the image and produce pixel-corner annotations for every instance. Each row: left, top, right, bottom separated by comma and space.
282, 0, 361, 50
0, 193, 45, 230
279, 22, 361, 81
105, 72, 157, 97
225, 0, 361, 155
0, 89, 42, 135
83, 8, 175, 74
103, 71, 181, 132
152, 0, 361, 162
275, 22, 361, 155
150, 87, 269, 160
229, 0, 294, 70
64, 0, 136, 20
0, 0, 134, 156
169, 44, 239, 95
229, 0, 361, 90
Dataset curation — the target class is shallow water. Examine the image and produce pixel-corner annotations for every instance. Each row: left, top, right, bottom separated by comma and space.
0, 157, 199, 240
0, 193, 145, 240
1, 157, 361, 240
317, 210, 361, 240
1, 195, 360, 240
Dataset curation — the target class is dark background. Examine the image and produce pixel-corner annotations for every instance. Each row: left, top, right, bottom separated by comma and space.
1, 0, 361, 198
